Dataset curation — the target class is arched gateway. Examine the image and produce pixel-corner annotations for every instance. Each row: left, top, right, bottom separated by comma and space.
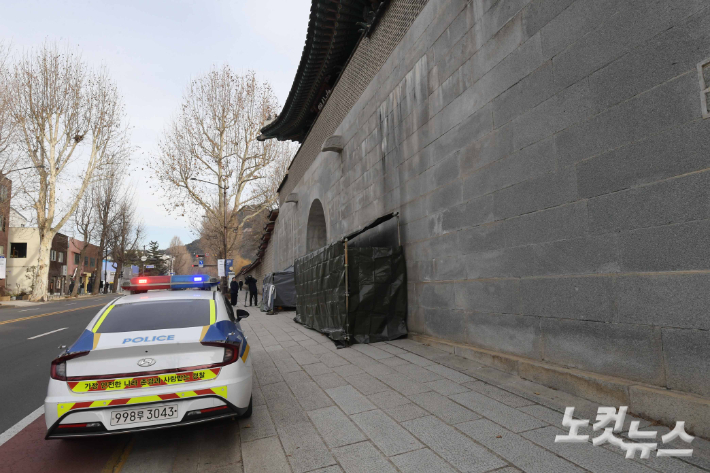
306, 199, 327, 253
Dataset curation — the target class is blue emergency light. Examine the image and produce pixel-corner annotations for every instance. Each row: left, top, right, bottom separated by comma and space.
169, 274, 214, 290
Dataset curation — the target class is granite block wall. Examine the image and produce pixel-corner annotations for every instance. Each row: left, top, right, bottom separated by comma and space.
272, 0, 710, 397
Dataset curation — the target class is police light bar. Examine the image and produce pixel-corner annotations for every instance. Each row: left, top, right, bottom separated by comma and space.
121, 275, 219, 293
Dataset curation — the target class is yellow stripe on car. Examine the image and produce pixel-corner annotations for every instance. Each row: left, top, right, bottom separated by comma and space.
92, 305, 115, 333
241, 343, 250, 363
92, 333, 101, 349
209, 300, 216, 324
126, 395, 163, 405
57, 403, 75, 417
211, 386, 228, 398
69, 368, 219, 393
57, 386, 228, 417
199, 325, 209, 341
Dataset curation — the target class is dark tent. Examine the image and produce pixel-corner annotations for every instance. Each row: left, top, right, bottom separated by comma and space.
262, 266, 297, 312
293, 212, 408, 345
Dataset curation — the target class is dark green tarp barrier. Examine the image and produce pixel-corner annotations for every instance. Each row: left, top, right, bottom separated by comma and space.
293, 241, 407, 344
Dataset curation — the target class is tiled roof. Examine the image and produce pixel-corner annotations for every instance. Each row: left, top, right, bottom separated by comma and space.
258, 0, 389, 142
237, 208, 280, 275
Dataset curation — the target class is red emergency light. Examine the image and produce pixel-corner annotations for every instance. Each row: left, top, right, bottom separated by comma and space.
125, 275, 172, 293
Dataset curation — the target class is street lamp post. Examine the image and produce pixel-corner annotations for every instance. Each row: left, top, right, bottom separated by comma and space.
190, 177, 229, 294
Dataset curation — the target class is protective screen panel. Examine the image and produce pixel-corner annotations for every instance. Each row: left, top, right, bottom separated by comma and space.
294, 242, 407, 344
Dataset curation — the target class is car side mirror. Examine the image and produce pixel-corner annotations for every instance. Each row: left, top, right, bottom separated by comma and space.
236, 309, 249, 321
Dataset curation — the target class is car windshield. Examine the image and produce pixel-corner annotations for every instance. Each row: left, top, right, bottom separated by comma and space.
95, 300, 211, 333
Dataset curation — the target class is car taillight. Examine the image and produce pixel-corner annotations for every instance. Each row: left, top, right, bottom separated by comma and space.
200, 342, 240, 367
224, 346, 236, 363
50, 351, 90, 381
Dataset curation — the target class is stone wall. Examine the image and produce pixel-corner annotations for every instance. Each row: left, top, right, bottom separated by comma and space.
242, 231, 277, 298
272, 0, 710, 398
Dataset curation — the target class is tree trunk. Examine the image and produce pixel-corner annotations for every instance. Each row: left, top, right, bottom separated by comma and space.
92, 243, 104, 295
30, 233, 53, 302
71, 264, 84, 297
112, 261, 123, 293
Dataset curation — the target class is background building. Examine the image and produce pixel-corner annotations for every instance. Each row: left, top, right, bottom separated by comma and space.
67, 237, 100, 294
8, 228, 67, 295
260, 0, 710, 434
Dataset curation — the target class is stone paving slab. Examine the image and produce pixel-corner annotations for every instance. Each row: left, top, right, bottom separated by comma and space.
277, 422, 337, 473
391, 448, 459, 473
450, 391, 548, 433
368, 389, 410, 410
408, 391, 481, 425
242, 436, 291, 473
401, 416, 507, 473
326, 385, 377, 414
238, 405, 276, 442
424, 378, 471, 396
308, 406, 367, 449
345, 373, 390, 395
457, 419, 585, 473
332, 441, 398, 473
350, 409, 422, 456
521, 425, 657, 473
383, 402, 430, 422
229, 309, 709, 473
313, 372, 350, 390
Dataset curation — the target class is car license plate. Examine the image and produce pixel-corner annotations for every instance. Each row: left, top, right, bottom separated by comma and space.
110, 405, 178, 426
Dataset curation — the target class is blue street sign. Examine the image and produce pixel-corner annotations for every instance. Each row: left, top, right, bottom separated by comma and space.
199, 260, 204, 268
145, 265, 155, 269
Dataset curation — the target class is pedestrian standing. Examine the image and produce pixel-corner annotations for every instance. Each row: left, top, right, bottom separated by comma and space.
230, 278, 239, 306
246, 275, 258, 307
238, 280, 243, 292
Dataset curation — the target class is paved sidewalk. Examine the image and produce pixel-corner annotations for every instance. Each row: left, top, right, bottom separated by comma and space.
0, 293, 116, 308
237, 309, 710, 473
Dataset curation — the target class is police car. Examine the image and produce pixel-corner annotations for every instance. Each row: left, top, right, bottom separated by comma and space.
44, 275, 252, 439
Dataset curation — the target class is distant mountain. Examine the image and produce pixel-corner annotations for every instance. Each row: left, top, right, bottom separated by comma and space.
185, 239, 203, 256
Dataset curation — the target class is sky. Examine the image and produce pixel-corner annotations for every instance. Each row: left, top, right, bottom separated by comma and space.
0, 0, 310, 248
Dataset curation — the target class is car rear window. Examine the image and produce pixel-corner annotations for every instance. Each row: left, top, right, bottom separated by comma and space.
95, 300, 212, 333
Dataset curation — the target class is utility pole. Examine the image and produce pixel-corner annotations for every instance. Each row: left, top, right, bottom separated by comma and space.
223, 178, 228, 295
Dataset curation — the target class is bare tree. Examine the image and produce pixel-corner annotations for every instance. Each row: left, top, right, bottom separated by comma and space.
0, 41, 21, 210
110, 191, 143, 292
70, 191, 96, 297
166, 236, 191, 275
0, 41, 16, 171
92, 163, 124, 294
8, 42, 129, 301
151, 67, 283, 277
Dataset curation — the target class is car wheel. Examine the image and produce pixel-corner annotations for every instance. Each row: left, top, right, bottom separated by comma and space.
241, 395, 253, 418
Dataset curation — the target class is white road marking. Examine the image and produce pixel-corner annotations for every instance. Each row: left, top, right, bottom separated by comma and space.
19, 308, 41, 312
0, 406, 44, 447
28, 327, 68, 340
65, 303, 77, 306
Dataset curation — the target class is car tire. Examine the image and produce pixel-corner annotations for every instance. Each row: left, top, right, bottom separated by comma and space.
241, 395, 253, 418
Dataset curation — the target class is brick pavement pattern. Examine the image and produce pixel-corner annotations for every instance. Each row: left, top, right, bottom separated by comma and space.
229, 310, 710, 473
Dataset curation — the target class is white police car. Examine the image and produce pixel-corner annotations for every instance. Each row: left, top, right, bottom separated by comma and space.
44, 275, 252, 439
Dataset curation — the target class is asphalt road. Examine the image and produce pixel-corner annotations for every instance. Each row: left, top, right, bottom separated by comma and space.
0, 295, 117, 434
